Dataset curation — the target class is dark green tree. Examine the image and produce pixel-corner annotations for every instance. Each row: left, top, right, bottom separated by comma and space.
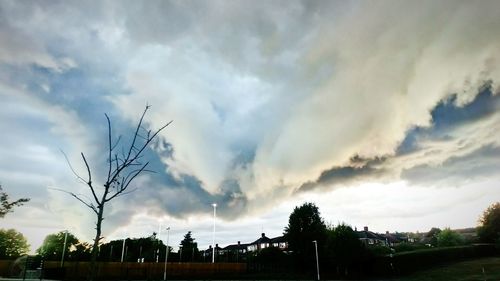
425, 227, 442, 246
254, 247, 289, 268
0, 185, 29, 218
283, 202, 327, 269
0, 229, 30, 259
436, 228, 464, 247
98, 239, 126, 262
37, 231, 90, 261
478, 202, 500, 244
180, 231, 198, 262
103, 233, 166, 262
326, 223, 364, 276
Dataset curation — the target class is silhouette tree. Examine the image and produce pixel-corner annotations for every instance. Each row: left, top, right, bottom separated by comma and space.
326, 223, 364, 276
180, 231, 198, 262
61, 106, 171, 280
0, 185, 29, 218
284, 202, 326, 269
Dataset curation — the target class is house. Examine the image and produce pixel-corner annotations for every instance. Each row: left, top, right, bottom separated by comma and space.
381, 231, 407, 246
356, 226, 387, 246
222, 241, 248, 255
221, 241, 248, 262
202, 244, 222, 261
247, 233, 272, 252
270, 235, 289, 252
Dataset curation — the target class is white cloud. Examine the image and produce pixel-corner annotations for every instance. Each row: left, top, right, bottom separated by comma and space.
1, 0, 500, 253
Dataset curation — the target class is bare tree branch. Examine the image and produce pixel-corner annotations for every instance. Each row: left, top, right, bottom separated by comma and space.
106, 113, 113, 184
49, 187, 98, 215
60, 150, 87, 184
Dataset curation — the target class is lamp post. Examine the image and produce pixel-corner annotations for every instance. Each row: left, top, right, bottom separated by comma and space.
121, 238, 126, 262
163, 227, 170, 281
211, 203, 217, 263
313, 240, 320, 281
60, 230, 68, 268
157, 223, 162, 263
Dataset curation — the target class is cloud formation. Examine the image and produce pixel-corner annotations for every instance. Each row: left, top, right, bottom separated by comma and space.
0, 0, 499, 245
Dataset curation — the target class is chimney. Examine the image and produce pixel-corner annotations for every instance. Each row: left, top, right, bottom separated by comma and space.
261, 233, 265, 238
364, 226, 368, 232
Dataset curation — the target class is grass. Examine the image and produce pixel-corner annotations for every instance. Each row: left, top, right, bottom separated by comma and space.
392, 257, 500, 281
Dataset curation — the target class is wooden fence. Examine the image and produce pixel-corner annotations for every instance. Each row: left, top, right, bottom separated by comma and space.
0, 260, 247, 280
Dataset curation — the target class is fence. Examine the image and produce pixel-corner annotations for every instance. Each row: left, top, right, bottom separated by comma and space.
0, 260, 247, 280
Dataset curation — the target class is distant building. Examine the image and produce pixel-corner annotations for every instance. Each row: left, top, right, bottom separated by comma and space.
270, 235, 289, 251
247, 233, 272, 252
221, 241, 248, 262
381, 231, 408, 246
202, 244, 222, 261
201, 232, 289, 263
356, 226, 387, 246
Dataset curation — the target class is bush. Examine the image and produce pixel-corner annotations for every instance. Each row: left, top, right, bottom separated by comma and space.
393, 242, 429, 253
367, 245, 393, 257
437, 228, 465, 247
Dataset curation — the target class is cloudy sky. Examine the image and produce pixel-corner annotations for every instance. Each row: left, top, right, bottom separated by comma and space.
1, 0, 500, 253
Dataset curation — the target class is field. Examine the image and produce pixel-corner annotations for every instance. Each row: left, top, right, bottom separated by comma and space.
392, 257, 500, 281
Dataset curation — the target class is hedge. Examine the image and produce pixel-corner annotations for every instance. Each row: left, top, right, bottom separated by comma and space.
372, 244, 498, 276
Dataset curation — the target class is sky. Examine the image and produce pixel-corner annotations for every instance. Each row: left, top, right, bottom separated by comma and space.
1, 0, 500, 253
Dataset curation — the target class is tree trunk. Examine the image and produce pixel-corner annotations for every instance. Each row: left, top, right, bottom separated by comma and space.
89, 204, 104, 281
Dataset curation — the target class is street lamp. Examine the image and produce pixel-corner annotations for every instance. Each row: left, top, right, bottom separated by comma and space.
313, 240, 320, 281
212, 203, 217, 263
121, 238, 126, 262
163, 227, 170, 281
60, 230, 68, 268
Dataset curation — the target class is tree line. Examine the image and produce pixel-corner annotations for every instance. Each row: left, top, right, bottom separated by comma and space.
1, 201, 499, 263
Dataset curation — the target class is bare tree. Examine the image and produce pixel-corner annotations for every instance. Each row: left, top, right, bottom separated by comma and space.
63, 106, 171, 280
0, 185, 29, 218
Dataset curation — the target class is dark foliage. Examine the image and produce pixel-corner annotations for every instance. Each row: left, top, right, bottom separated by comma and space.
0, 185, 29, 218
0, 228, 30, 259
325, 223, 366, 276
425, 227, 442, 246
37, 231, 91, 261
283, 202, 327, 270
179, 231, 199, 262
478, 202, 500, 244
99, 233, 167, 262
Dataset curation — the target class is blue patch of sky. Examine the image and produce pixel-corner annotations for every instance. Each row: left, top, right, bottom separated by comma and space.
229, 145, 256, 169
396, 84, 498, 155
31, 65, 115, 126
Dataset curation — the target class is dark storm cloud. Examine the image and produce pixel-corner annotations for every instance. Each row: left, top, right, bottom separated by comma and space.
297, 156, 386, 193
298, 83, 500, 193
